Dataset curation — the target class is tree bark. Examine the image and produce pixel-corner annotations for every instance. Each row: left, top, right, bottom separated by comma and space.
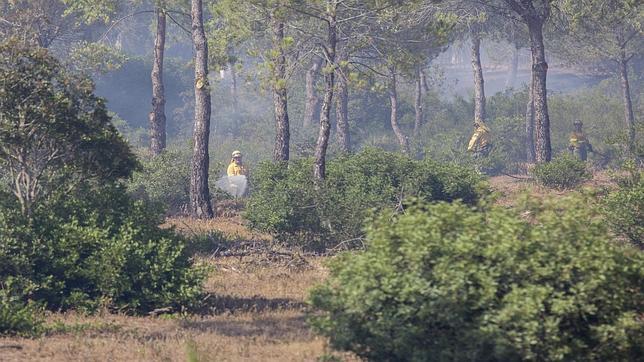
303, 56, 323, 128
528, 20, 551, 163
470, 29, 486, 125
505, 44, 519, 89
413, 65, 424, 137
619, 48, 636, 153
271, 15, 290, 161
388, 67, 409, 154
313, 7, 336, 180
189, 0, 213, 219
336, 47, 350, 153
526, 73, 536, 163
150, 7, 166, 156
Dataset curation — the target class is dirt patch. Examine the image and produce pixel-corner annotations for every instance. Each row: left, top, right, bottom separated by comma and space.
0, 255, 349, 362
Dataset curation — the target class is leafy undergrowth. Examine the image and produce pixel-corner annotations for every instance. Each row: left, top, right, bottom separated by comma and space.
0, 216, 357, 362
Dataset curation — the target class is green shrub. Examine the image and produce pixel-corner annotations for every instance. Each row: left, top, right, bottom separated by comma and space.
128, 147, 228, 214
0, 184, 206, 313
0, 278, 43, 337
245, 149, 486, 250
604, 168, 643, 248
309, 197, 644, 361
532, 155, 591, 189
128, 148, 191, 213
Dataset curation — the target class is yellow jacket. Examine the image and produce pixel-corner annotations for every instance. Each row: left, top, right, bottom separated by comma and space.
227, 161, 247, 176
569, 132, 589, 148
467, 124, 492, 152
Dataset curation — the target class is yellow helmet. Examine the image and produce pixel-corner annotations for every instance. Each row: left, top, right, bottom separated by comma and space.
232, 150, 242, 158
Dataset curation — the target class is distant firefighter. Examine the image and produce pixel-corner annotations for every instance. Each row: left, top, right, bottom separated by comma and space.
568, 120, 593, 161
227, 150, 247, 176
467, 122, 492, 157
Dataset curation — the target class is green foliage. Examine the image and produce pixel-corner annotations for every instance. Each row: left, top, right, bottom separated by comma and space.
128, 148, 192, 214
0, 278, 43, 337
0, 184, 206, 313
0, 40, 138, 215
246, 149, 486, 250
604, 166, 643, 248
127, 147, 227, 214
310, 197, 644, 361
532, 155, 591, 189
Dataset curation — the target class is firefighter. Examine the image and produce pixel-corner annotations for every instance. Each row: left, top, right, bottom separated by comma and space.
227, 150, 247, 176
467, 122, 492, 158
568, 120, 593, 161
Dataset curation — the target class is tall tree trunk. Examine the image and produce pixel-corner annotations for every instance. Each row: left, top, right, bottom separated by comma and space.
271, 15, 290, 161
150, 8, 166, 156
413, 65, 424, 137
528, 20, 551, 163
526, 73, 536, 163
619, 48, 636, 153
303, 56, 323, 128
313, 7, 337, 180
470, 29, 486, 125
189, 0, 213, 219
388, 68, 409, 154
336, 47, 350, 153
505, 44, 519, 89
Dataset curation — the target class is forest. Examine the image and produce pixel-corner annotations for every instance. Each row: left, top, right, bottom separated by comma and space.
0, 0, 642, 361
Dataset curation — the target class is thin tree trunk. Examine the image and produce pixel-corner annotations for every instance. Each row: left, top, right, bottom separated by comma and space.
528, 20, 551, 163
189, 0, 213, 219
303, 56, 322, 128
470, 29, 486, 125
150, 7, 166, 156
619, 48, 635, 153
336, 47, 350, 153
388, 68, 409, 154
505, 44, 519, 89
271, 15, 290, 161
313, 7, 336, 180
526, 73, 536, 163
413, 65, 424, 137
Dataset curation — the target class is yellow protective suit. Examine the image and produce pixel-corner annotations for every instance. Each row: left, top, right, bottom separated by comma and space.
467, 124, 492, 154
569, 132, 592, 161
227, 160, 247, 176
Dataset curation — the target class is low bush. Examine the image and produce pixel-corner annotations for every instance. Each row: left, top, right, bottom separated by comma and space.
128, 147, 229, 214
604, 167, 643, 248
245, 149, 486, 250
0, 184, 206, 313
309, 197, 644, 361
0, 278, 43, 337
532, 154, 591, 189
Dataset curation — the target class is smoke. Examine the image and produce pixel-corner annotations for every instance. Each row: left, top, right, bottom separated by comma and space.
215, 175, 248, 197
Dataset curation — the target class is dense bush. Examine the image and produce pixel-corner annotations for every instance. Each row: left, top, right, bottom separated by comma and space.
310, 197, 644, 361
532, 154, 591, 189
0, 278, 43, 336
0, 184, 206, 313
245, 149, 486, 250
128, 147, 228, 214
604, 167, 643, 248
128, 148, 191, 213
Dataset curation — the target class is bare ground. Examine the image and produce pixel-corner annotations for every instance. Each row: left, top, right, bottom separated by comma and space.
0, 232, 354, 362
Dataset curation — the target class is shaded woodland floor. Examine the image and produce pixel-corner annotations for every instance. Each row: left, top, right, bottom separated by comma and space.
0, 171, 617, 361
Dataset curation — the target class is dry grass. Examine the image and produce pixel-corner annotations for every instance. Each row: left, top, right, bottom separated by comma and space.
0, 221, 355, 362
489, 170, 617, 207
